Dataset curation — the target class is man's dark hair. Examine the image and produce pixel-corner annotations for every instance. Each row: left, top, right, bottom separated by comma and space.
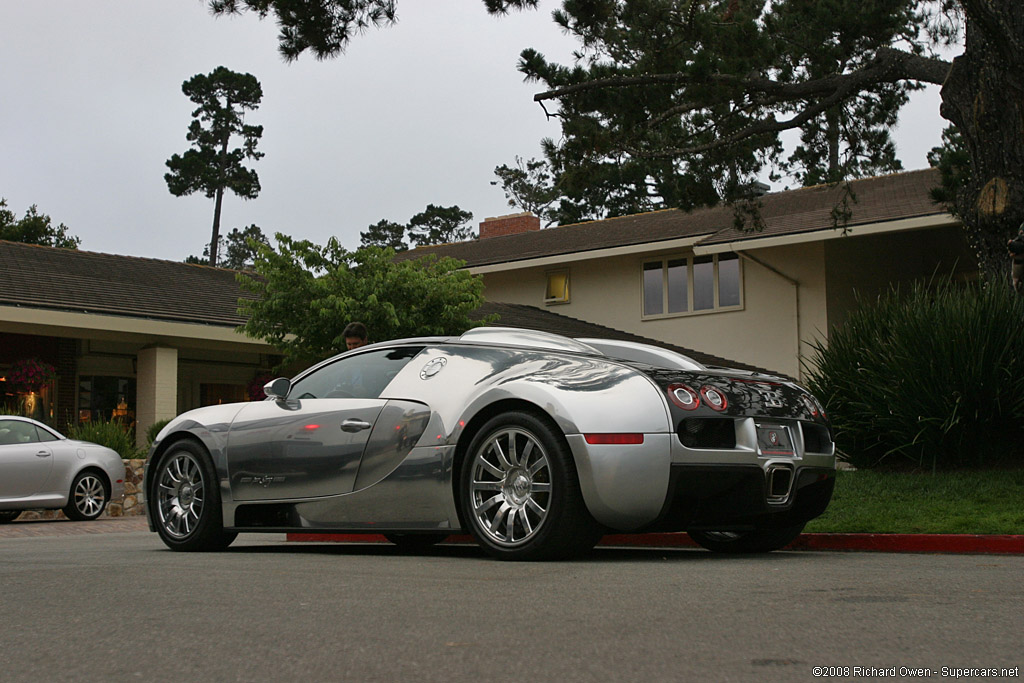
343, 321, 368, 341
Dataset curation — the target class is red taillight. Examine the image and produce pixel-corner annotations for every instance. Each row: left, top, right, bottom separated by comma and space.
303, 424, 320, 431
800, 394, 819, 417
700, 386, 728, 411
584, 433, 645, 445
667, 383, 700, 410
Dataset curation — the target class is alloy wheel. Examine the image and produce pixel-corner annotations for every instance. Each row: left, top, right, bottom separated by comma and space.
468, 427, 553, 547
72, 474, 106, 518
156, 451, 206, 539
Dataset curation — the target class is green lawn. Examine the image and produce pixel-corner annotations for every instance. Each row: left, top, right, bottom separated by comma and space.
803, 469, 1024, 534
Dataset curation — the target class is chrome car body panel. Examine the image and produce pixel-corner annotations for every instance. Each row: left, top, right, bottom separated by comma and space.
144, 328, 836, 538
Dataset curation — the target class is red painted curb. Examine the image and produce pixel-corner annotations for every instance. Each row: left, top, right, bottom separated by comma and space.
286, 531, 1024, 555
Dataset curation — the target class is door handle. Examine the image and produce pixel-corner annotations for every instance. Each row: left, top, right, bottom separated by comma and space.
341, 419, 372, 433
36, 450, 51, 457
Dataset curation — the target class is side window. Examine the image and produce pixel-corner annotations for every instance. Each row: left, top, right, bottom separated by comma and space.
0, 420, 40, 446
35, 426, 59, 443
291, 347, 425, 400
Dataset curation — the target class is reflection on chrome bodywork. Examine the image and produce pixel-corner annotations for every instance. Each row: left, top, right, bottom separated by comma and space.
143, 327, 836, 549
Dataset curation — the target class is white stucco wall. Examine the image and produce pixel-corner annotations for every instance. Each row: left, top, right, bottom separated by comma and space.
481, 241, 830, 379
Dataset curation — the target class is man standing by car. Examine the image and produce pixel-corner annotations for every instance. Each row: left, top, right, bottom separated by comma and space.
343, 322, 369, 350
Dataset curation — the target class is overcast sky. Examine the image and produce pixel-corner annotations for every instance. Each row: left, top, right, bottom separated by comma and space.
1, 1, 950, 262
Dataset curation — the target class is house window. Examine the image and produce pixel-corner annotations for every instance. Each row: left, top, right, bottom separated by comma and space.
642, 253, 742, 317
545, 269, 570, 304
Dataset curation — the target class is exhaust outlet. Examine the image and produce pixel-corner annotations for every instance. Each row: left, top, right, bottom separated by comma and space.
766, 465, 794, 504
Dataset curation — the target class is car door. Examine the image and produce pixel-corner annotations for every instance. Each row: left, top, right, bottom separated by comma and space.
0, 419, 54, 499
226, 345, 425, 501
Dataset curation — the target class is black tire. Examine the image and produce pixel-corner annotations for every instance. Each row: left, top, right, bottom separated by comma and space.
0, 511, 20, 524
459, 411, 602, 561
150, 440, 237, 551
384, 533, 449, 552
688, 524, 805, 554
63, 470, 109, 521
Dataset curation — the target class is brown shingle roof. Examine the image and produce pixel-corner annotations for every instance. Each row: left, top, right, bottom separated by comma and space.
398, 168, 945, 267
0, 240, 253, 326
0, 242, 766, 372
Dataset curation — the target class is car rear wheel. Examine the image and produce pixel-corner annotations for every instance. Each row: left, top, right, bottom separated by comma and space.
63, 470, 109, 521
460, 411, 602, 561
0, 511, 20, 523
151, 441, 236, 552
688, 524, 805, 553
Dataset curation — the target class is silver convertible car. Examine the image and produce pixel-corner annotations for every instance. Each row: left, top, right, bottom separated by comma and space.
145, 328, 836, 560
0, 416, 126, 522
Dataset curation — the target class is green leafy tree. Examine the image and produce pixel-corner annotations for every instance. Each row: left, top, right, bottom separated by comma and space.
237, 238, 495, 365
359, 219, 408, 251
407, 204, 474, 246
186, 224, 270, 269
165, 66, 264, 267
0, 198, 80, 248
207, 0, 1024, 281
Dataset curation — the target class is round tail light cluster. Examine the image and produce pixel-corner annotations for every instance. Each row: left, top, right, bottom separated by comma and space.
801, 393, 826, 418
667, 383, 700, 410
700, 386, 728, 412
668, 383, 728, 412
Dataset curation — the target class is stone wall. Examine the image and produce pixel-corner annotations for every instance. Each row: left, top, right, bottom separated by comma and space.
9, 458, 146, 521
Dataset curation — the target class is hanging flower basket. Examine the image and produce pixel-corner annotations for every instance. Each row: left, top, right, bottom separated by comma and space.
8, 358, 57, 393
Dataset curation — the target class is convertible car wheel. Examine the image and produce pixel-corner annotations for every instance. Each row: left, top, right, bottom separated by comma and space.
460, 411, 601, 561
0, 511, 20, 523
688, 524, 806, 554
151, 441, 237, 552
63, 470, 109, 521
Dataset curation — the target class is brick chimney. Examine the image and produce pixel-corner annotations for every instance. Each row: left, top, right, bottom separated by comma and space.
479, 212, 541, 239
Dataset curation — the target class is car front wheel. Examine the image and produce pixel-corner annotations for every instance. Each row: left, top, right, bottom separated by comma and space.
63, 470, 109, 521
151, 440, 236, 551
460, 411, 601, 561
688, 524, 805, 553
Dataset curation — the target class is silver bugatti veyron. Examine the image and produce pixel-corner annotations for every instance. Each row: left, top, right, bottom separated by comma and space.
144, 327, 836, 560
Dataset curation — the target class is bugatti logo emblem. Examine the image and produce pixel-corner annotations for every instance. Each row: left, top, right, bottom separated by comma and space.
420, 357, 447, 379
769, 431, 779, 446
759, 389, 785, 408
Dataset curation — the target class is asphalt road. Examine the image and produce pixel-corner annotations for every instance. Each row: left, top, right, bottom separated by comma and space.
1, 521, 1021, 682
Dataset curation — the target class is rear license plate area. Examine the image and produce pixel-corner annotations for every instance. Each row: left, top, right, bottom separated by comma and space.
755, 423, 794, 457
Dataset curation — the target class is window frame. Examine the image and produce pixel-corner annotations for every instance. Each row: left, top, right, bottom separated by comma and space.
640, 252, 744, 319
544, 268, 571, 305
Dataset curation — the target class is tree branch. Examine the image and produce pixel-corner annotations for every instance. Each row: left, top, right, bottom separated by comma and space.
533, 48, 951, 103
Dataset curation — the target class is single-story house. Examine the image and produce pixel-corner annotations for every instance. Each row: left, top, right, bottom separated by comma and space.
0, 242, 280, 445
398, 168, 974, 380
1, 241, 745, 446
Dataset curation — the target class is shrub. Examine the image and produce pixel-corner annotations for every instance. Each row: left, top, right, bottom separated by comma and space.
805, 279, 1024, 471
146, 418, 172, 447
68, 418, 144, 460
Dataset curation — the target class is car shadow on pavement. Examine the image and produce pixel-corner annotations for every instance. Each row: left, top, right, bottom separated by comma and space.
205, 541, 804, 563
